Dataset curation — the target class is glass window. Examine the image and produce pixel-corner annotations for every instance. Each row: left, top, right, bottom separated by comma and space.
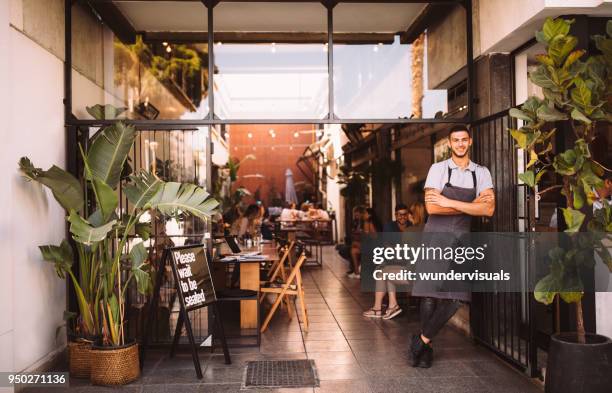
213, 2, 328, 120
333, 2, 455, 119
71, 1, 209, 120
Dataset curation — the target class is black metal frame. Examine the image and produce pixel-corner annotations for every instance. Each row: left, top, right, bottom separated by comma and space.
64, 0, 474, 129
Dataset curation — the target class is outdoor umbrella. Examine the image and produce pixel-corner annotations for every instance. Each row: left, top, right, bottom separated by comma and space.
285, 168, 298, 204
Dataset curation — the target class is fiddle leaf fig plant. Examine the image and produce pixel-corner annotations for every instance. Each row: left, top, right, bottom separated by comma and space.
509, 18, 612, 341
20, 104, 218, 346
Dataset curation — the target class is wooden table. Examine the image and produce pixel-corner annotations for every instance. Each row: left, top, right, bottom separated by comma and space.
214, 242, 278, 329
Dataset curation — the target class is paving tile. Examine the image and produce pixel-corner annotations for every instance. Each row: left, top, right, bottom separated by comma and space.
260, 340, 305, 354
304, 339, 351, 352
202, 364, 245, 383
302, 330, 345, 341
314, 380, 371, 393
314, 363, 366, 381
301, 322, 341, 332
307, 351, 358, 366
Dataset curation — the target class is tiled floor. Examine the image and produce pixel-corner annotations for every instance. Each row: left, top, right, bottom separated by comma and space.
25, 247, 543, 393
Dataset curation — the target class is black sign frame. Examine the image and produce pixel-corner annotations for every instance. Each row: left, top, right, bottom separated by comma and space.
142, 245, 231, 379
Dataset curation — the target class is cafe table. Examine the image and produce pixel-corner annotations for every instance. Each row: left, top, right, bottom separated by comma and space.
214, 242, 278, 329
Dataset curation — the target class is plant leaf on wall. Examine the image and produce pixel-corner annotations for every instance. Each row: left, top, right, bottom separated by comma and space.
19, 157, 84, 213
39, 240, 74, 279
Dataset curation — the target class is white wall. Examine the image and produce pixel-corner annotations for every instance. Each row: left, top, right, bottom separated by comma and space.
0, 1, 15, 392
5, 27, 68, 374
477, 0, 612, 55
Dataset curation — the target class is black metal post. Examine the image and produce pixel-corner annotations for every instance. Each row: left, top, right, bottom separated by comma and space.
326, 1, 335, 120
207, 1, 215, 120
464, 0, 475, 123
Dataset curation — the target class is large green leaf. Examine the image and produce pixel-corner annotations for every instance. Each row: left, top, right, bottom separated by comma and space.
561, 208, 585, 233
548, 35, 577, 66
39, 240, 74, 279
530, 66, 558, 90
124, 171, 163, 210
86, 105, 126, 120
536, 104, 568, 122
149, 182, 219, 219
541, 17, 572, 43
19, 157, 83, 212
92, 178, 118, 223
518, 170, 536, 188
570, 108, 592, 124
509, 108, 533, 123
534, 274, 559, 305
571, 79, 592, 109
563, 50, 585, 69
68, 210, 116, 246
129, 242, 152, 295
87, 122, 136, 190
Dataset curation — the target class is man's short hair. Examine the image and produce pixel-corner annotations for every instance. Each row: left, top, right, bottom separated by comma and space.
448, 124, 471, 138
395, 203, 408, 212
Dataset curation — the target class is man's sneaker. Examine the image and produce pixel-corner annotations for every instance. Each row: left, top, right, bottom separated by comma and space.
347, 272, 360, 279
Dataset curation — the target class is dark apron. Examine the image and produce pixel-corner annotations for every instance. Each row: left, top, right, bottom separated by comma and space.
412, 165, 477, 302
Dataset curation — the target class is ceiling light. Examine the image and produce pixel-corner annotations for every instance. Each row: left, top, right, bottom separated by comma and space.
247, 132, 253, 138
166, 45, 172, 53
294, 132, 299, 138
162, 42, 168, 46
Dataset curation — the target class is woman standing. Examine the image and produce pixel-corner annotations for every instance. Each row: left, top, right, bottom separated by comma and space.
348, 207, 381, 279
363, 202, 426, 319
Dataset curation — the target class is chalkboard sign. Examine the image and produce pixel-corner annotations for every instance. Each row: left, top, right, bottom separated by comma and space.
169, 246, 216, 310
142, 245, 230, 379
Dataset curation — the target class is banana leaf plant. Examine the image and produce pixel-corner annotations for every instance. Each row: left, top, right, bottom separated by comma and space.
19, 105, 218, 346
508, 18, 612, 342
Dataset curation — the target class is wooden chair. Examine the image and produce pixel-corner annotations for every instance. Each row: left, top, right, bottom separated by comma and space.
260, 241, 295, 291
259, 251, 309, 333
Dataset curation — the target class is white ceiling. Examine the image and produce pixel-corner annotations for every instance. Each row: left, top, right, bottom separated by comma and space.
113, 1, 426, 33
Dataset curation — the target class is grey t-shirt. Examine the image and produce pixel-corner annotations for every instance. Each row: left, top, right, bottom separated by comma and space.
424, 158, 493, 196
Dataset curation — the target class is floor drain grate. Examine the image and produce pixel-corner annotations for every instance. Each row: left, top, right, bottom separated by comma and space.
243, 360, 319, 389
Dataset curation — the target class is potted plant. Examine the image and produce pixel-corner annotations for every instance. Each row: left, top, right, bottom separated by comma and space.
508, 18, 612, 393
19, 105, 219, 385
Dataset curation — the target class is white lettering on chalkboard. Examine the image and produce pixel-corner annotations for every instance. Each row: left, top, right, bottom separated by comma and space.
174, 251, 206, 307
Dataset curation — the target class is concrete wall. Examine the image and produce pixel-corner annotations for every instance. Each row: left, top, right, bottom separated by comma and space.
0, 2, 14, 391
2, 0, 68, 382
427, 4, 467, 89
1, 0, 122, 381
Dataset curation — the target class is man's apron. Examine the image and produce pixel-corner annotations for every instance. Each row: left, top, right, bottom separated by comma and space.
412, 165, 477, 302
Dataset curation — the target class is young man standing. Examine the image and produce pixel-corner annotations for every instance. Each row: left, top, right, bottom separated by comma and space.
410, 124, 496, 368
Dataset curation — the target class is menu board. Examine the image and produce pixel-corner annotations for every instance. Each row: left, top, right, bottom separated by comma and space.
169, 245, 216, 311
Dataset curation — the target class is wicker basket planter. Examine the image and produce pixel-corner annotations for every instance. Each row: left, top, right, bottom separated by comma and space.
90, 342, 140, 386
68, 341, 92, 378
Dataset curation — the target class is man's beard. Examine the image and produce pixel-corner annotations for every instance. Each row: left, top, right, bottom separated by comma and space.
451, 149, 468, 158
